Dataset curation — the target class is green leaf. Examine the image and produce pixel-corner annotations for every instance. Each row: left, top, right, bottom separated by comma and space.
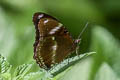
23, 71, 52, 80
0, 73, 11, 80
13, 63, 33, 80
52, 52, 95, 80
95, 63, 120, 80
0, 54, 12, 74
0, 54, 12, 80
89, 26, 120, 80
56, 56, 93, 80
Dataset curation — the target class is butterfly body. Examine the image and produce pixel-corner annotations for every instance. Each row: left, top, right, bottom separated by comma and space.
33, 12, 79, 70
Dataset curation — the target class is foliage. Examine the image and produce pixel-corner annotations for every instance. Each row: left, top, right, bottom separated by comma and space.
0, 0, 120, 80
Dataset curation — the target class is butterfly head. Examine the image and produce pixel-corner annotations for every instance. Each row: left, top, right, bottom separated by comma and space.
74, 39, 81, 44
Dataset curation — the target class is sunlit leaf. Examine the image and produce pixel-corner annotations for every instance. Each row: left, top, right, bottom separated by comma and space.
0, 54, 12, 80
95, 63, 120, 80
89, 26, 120, 80
23, 70, 52, 80
13, 63, 33, 80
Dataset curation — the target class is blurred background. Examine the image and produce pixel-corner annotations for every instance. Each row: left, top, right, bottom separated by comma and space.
0, 0, 120, 80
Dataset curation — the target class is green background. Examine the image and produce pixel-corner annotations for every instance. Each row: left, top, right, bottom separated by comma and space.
0, 0, 120, 80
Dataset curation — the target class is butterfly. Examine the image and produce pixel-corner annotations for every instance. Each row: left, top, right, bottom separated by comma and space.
33, 12, 88, 70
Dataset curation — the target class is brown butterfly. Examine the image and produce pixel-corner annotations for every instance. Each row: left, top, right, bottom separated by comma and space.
33, 12, 88, 70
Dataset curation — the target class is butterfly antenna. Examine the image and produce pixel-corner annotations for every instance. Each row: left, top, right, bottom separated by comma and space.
78, 22, 89, 39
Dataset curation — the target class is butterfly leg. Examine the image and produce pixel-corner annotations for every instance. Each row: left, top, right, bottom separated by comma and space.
76, 46, 79, 56
74, 39, 81, 57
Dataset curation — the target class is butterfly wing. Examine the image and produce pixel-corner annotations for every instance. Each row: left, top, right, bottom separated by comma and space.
33, 13, 77, 70
54, 27, 77, 63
